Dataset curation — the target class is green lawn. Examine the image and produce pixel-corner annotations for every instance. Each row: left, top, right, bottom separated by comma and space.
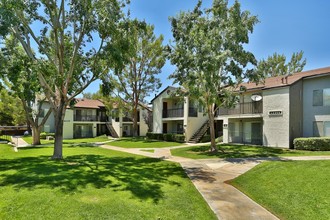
171, 144, 330, 159
231, 160, 330, 220
22, 135, 111, 145
108, 137, 185, 148
0, 144, 216, 220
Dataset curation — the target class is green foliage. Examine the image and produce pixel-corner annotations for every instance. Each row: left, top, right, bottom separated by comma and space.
146, 133, 185, 143
39, 132, 55, 140
102, 19, 165, 137
200, 135, 211, 143
173, 134, 185, 143
232, 160, 330, 220
255, 51, 306, 78
294, 137, 330, 151
146, 132, 164, 141
163, 133, 175, 142
0, 88, 25, 125
0, 0, 130, 158
168, 0, 260, 150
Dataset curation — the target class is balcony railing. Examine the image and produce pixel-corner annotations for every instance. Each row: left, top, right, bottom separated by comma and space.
163, 108, 184, 118
74, 115, 108, 122
188, 107, 198, 117
216, 101, 263, 116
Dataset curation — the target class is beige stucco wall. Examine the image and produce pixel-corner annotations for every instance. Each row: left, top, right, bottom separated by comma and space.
152, 87, 183, 134
185, 112, 208, 141
302, 75, 330, 137
263, 87, 290, 148
63, 109, 74, 139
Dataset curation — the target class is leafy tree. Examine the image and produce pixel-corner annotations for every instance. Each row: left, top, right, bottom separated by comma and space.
256, 51, 306, 78
0, 0, 127, 159
0, 88, 25, 126
168, 0, 260, 152
102, 19, 165, 137
0, 37, 52, 145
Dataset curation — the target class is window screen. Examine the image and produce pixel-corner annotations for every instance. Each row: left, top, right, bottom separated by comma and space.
313, 90, 323, 106
324, 89, 330, 106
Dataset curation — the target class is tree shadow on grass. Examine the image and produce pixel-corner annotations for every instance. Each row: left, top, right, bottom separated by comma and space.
190, 144, 298, 158
0, 154, 187, 203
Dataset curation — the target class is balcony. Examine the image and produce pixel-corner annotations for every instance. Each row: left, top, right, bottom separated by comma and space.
216, 101, 263, 116
163, 108, 184, 118
74, 115, 108, 122
188, 107, 198, 117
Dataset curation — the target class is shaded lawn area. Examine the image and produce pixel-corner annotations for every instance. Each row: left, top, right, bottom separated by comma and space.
171, 144, 330, 159
0, 144, 216, 220
231, 160, 330, 220
22, 135, 111, 145
108, 137, 185, 148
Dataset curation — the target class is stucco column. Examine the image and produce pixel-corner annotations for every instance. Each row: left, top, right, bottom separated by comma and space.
223, 118, 229, 143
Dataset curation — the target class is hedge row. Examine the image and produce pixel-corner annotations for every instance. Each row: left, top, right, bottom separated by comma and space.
146, 132, 185, 143
294, 137, 330, 151
40, 132, 55, 139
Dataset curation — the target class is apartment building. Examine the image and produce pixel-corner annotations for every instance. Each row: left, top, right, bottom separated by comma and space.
41, 98, 149, 138
216, 67, 330, 148
151, 86, 208, 142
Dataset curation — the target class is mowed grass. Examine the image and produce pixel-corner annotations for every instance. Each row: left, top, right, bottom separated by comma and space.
108, 137, 185, 148
0, 144, 216, 220
22, 135, 111, 145
171, 144, 330, 159
231, 160, 330, 220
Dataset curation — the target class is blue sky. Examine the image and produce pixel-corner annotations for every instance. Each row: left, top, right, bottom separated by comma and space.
83, 0, 330, 101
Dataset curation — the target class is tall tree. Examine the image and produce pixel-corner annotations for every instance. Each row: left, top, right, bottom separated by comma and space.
0, 37, 52, 145
256, 51, 307, 78
0, 88, 25, 126
168, 0, 260, 152
0, 0, 127, 159
102, 19, 165, 137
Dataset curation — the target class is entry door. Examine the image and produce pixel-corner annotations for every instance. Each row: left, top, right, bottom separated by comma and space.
163, 123, 168, 134
251, 123, 262, 145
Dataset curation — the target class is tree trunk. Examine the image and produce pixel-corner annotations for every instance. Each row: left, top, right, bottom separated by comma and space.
208, 105, 218, 153
31, 126, 41, 145
132, 105, 138, 137
52, 101, 66, 160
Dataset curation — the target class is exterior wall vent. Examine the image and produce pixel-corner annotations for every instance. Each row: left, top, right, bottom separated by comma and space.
268, 110, 283, 116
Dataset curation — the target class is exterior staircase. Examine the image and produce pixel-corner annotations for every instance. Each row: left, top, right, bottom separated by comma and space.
188, 120, 210, 143
105, 122, 119, 138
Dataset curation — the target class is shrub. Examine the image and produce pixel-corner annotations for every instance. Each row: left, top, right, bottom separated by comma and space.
174, 134, 185, 143
146, 133, 164, 141
294, 137, 330, 151
163, 133, 174, 142
40, 132, 55, 139
200, 135, 211, 143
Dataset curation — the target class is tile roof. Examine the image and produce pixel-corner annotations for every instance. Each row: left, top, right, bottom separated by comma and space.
73, 98, 105, 109
241, 66, 330, 91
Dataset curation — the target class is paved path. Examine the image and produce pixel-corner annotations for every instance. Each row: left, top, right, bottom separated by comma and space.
11, 136, 30, 147
101, 145, 280, 219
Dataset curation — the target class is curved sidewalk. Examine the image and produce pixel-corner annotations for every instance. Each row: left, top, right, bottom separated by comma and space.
101, 145, 281, 220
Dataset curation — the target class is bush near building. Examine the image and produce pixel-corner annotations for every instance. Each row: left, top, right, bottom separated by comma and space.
294, 137, 330, 151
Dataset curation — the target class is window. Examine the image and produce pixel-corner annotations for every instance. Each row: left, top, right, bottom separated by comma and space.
313, 121, 330, 137
313, 89, 330, 106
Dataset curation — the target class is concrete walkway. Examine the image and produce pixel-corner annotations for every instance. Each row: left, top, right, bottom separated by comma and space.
101, 144, 330, 220
101, 145, 279, 219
